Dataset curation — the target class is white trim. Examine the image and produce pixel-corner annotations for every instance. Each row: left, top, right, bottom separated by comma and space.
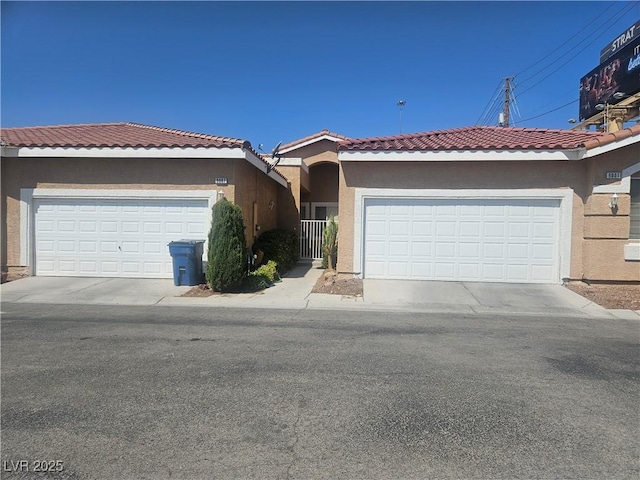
4, 145, 288, 187
311, 202, 339, 220
19, 188, 217, 269
624, 243, 640, 261
593, 162, 640, 193
243, 148, 288, 187
279, 135, 345, 154
352, 188, 574, 283
338, 149, 584, 162
278, 157, 309, 173
7, 146, 246, 159
584, 134, 640, 158
1, 146, 20, 157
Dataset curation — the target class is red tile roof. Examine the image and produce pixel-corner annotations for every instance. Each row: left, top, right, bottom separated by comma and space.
0, 122, 250, 149
338, 126, 613, 151
280, 128, 350, 151
582, 123, 640, 149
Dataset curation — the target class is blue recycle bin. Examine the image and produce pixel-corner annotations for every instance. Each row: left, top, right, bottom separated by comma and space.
168, 240, 205, 286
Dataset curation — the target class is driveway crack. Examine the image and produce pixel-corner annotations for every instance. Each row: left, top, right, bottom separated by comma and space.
461, 282, 482, 306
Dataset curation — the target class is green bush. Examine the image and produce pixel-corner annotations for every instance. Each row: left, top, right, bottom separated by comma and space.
242, 260, 281, 292
242, 273, 271, 292
206, 198, 247, 292
252, 260, 280, 284
253, 229, 299, 274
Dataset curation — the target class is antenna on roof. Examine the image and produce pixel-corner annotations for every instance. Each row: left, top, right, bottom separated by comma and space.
266, 141, 282, 173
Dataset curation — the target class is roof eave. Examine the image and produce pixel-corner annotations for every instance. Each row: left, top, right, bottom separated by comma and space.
337, 148, 586, 162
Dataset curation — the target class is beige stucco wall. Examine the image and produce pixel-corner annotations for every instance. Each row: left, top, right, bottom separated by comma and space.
283, 139, 338, 167
581, 144, 640, 281
338, 145, 640, 282
276, 165, 301, 234
1, 156, 282, 272
232, 159, 279, 247
302, 163, 339, 204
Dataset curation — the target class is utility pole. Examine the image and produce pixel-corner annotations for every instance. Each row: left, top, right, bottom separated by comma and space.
502, 77, 512, 127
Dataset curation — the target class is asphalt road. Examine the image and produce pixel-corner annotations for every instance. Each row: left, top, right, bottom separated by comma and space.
1, 303, 638, 480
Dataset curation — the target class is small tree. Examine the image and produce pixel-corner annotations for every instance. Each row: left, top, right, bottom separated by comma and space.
206, 198, 247, 292
321, 215, 338, 271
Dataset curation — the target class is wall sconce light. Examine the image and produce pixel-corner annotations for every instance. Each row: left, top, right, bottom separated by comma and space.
216, 191, 225, 202
268, 200, 275, 210
608, 193, 619, 209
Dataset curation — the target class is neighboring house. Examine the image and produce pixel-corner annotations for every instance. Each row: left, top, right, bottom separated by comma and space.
275, 129, 349, 230
0, 122, 288, 279
335, 125, 640, 284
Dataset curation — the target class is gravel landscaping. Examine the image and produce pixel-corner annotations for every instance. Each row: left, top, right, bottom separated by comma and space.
564, 282, 640, 310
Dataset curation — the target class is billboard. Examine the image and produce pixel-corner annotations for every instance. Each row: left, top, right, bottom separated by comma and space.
600, 20, 640, 64
579, 36, 640, 121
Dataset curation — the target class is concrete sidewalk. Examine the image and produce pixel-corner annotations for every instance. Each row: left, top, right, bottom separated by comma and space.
2, 262, 638, 319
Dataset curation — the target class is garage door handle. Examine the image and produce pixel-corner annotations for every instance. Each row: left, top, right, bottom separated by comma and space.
118, 246, 121, 251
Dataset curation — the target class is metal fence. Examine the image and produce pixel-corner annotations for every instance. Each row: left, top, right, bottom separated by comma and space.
299, 220, 327, 259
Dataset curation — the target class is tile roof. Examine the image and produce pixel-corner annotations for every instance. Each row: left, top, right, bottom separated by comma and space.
338, 126, 612, 151
0, 122, 288, 182
280, 128, 351, 151
0, 122, 250, 149
581, 123, 640, 149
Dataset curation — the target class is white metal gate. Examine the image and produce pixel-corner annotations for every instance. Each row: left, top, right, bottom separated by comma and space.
300, 220, 327, 259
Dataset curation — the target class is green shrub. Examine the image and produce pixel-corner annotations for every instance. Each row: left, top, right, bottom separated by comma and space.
252, 260, 280, 284
242, 273, 271, 292
253, 229, 299, 274
242, 260, 280, 292
206, 198, 247, 292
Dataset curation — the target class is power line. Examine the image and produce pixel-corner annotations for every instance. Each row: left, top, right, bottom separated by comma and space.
516, 1, 639, 97
512, 99, 578, 125
475, 79, 504, 125
514, 1, 618, 79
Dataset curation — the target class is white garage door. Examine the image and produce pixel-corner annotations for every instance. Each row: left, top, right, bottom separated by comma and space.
34, 198, 209, 278
364, 198, 560, 283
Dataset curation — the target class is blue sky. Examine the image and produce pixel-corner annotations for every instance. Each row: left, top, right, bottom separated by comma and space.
2, 1, 639, 149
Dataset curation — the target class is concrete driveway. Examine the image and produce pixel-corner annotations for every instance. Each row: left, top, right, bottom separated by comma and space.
362, 279, 615, 317
1, 267, 629, 318
0, 276, 193, 306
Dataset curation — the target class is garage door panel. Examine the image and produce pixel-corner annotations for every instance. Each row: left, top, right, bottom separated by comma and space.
388, 262, 409, 277
411, 263, 431, 277
436, 222, 456, 236
364, 198, 560, 283
388, 239, 408, 254
532, 244, 554, 260
80, 221, 98, 233
434, 263, 455, 279
459, 222, 480, 237
79, 261, 98, 273
459, 263, 480, 280
459, 243, 480, 258
34, 198, 208, 278
389, 221, 409, 235
435, 242, 455, 257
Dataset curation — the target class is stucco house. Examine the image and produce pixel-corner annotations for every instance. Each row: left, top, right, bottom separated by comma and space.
0, 122, 288, 279
335, 125, 640, 284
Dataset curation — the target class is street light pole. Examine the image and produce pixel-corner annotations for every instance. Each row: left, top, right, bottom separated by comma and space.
397, 100, 406, 134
